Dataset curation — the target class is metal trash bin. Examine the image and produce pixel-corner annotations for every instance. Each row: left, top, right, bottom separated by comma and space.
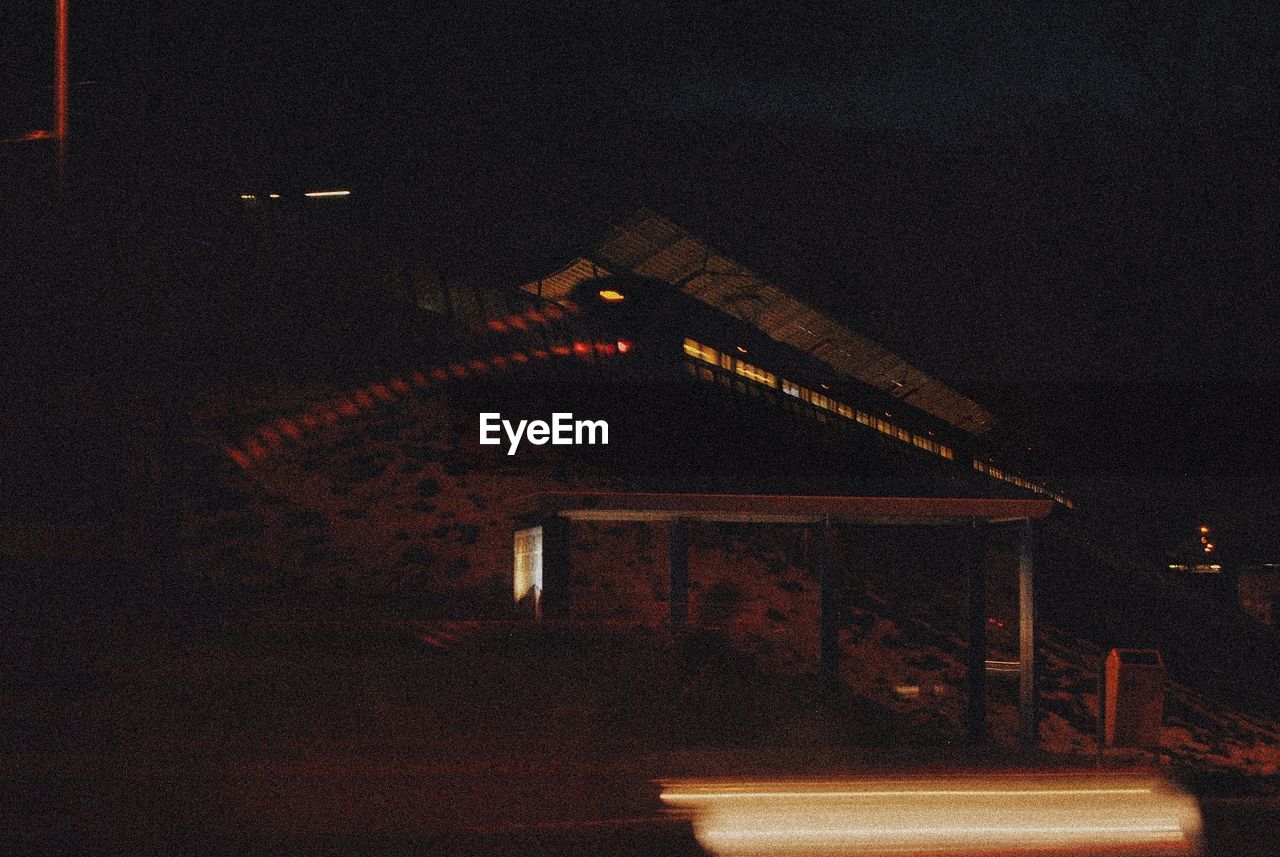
1102, 648, 1166, 749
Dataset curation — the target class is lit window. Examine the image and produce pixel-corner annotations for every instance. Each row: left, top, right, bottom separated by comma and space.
855, 411, 871, 425
782, 380, 801, 398
683, 338, 718, 365
735, 360, 777, 388
939, 446, 953, 460
598, 289, 625, 302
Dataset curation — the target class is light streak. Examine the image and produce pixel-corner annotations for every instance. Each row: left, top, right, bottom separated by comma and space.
304, 189, 351, 197
660, 773, 1201, 857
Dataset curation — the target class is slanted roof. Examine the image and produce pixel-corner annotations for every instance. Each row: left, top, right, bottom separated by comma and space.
520, 209, 993, 435
516, 492, 1053, 526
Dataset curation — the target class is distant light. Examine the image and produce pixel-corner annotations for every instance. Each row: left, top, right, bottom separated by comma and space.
268, 193, 281, 199
1199, 525, 1210, 534
598, 289, 625, 302
239, 193, 256, 200
304, 189, 351, 198
617, 339, 632, 353
736, 345, 747, 354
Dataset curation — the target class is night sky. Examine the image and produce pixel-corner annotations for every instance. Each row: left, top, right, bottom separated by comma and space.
6, 3, 1278, 545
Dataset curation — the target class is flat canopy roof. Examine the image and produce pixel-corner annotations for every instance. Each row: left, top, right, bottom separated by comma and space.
515, 492, 1055, 526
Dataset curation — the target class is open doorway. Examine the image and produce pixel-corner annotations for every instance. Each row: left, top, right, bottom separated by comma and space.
514, 526, 543, 618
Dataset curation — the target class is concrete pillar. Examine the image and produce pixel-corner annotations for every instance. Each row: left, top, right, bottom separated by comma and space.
814, 523, 841, 691
964, 521, 989, 743
669, 519, 689, 629
539, 516, 572, 620
1018, 518, 1040, 747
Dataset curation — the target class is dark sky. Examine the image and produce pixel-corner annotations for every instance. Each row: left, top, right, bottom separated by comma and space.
6, 2, 1278, 539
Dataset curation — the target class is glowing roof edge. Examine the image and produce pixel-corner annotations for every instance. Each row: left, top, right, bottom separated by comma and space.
518, 209, 994, 435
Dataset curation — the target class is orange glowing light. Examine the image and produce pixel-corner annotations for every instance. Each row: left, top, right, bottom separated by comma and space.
278, 419, 302, 440
353, 390, 374, 408
410, 371, 428, 387
572, 341, 591, 355
487, 319, 509, 332
510, 351, 530, 363
448, 363, 468, 377
431, 368, 449, 381
617, 339, 632, 353
660, 772, 1201, 857
598, 289, 625, 302
338, 400, 359, 417
532, 349, 549, 359
245, 438, 267, 460
370, 384, 393, 401
390, 377, 409, 393
468, 359, 489, 372
551, 345, 572, 356
544, 305, 564, 319
506, 315, 528, 330
226, 448, 251, 469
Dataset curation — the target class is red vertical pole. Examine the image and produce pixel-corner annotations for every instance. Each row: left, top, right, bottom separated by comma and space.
55, 0, 69, 178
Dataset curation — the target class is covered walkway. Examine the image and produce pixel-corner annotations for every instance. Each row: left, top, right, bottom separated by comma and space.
513, 492, 1055, 746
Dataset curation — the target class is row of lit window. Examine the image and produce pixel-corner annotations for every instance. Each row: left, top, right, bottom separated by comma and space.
684, 338, 954, 462
972, 461, 1072, 507
682, 337, 1073, 507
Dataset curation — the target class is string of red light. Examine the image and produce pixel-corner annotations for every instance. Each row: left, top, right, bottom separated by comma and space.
223, 300, 636, 469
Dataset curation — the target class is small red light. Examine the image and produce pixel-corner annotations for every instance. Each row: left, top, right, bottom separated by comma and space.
532, 349, 549, 359
260, 428, 283, 449
338, 400, 359, 417
278, 419, 302, 440
487, 319, 509, 332
510, 351, 529, 363
596, 342, 616, 355
390, 377, 410, 393
544, 306, 564, 319
449, 363, 468, 377
506, 315, 528, 330
490, 356, 509, 369
469, 359, 489, 373
245, 438, 267, 459
551, 344, 572, 356
617, 339, 632, 353
410, 371, 428, 387
226, 447, 252, 469
573, 341, 591, 355
354, 390, 375, 408
431, 368, 449, 381
300, 413, 320, 430
527, 311, 546, 324
371, 384, 393, 401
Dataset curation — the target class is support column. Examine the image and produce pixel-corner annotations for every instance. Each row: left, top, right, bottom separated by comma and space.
1018, 518, 1040, 748
539, 516, 572, 621
964, 520, 989, 743
669, 519, 689, 629
815, 522, 841, 691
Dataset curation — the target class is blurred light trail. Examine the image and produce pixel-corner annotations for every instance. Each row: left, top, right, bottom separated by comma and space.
660, 772, 1201, 857
303, 189, 351, 197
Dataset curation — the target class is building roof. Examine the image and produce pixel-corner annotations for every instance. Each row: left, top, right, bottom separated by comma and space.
515, 492, 1053, 525
520, 209, 994, 435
